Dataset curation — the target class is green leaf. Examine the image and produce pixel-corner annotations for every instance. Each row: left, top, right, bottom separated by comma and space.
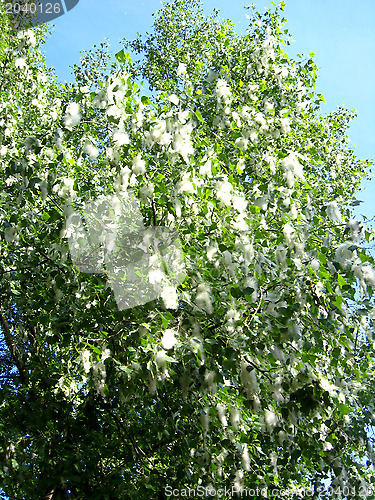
195, 110, 204, 123
337, 274, 347, 288
141, 95, 151, 106
115, 49, 130, 64
337, 403, 351, 415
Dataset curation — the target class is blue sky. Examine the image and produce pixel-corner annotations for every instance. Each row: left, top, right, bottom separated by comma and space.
41, 0, 375, 217
0, 4, 373, 496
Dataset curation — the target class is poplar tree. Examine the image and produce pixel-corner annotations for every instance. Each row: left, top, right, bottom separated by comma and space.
0, 1, 374, 498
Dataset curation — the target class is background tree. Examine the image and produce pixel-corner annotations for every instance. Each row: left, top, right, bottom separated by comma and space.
0, 0, 375, 498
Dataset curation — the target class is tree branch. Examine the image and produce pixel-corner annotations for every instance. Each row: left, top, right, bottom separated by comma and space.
99, 399, 154, 470
0, 302, 25, 383
245, 356, 273, 382
247, 288, 263, 326
0, 258, 49, 275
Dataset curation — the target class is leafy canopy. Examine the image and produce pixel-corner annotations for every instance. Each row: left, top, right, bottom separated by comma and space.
0, 0, 375, 498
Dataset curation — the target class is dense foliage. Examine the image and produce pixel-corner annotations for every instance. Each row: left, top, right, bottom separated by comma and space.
1, 1, 375, 498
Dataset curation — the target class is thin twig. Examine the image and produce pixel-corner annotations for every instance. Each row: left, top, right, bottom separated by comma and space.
248, 288, 263, 326
245, 357, 273, 382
